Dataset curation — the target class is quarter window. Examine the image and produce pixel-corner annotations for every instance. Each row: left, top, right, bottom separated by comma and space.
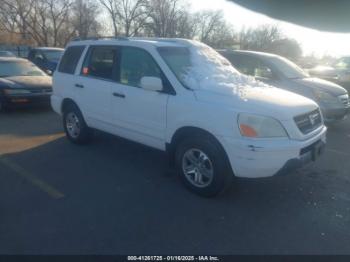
120, 47, 161, 87
82, 46, 118, 80
58, 46, 85, 74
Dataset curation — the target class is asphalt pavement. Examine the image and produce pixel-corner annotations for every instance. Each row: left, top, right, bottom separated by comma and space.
1, 107, 350, 255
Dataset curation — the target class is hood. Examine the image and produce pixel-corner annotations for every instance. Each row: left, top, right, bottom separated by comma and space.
194, 86, 318, 121
293, 77, 347, 96
0, 76, 52, 89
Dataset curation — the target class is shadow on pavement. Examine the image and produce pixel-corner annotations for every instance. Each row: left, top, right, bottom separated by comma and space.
0, 106, 62, 137
1, 130, 350, 254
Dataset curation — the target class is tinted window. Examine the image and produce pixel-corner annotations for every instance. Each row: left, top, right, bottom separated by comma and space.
228, 54, 275, 79
120, 47, 161, 87
42, 50, 63, 61
82, 46, 118, 80
58, 46, 85, 74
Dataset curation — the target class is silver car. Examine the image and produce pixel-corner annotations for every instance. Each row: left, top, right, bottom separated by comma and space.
308, 57, 350, 90
220, 50, 350, 123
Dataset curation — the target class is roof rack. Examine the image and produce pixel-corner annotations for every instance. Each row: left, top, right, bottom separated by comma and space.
71, 36, 129, 41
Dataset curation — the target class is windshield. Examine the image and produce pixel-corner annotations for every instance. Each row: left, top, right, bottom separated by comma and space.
157, 46, 192, 87
157, 41, 264, 95
43, 50, 63, 61
0, 51, 15, 57
268, 56, 308, 79
0, 61, 46, 77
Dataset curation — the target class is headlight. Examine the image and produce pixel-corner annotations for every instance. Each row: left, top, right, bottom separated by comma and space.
238, 113, 288, 138
313, 90, 339, 104
3, 89, 31, 95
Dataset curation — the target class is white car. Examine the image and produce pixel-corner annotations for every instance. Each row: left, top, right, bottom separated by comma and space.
51, 37, 327, 197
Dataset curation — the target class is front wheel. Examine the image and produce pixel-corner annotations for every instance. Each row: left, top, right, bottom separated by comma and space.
63, 104, 91, 144
175, 135, 233, 197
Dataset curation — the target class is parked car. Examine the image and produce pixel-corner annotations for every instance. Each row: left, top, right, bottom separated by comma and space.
0, 51, 16, 57
219, 50, 350, 123
0, 57, 52, 111
52, 38, 326, 197
28, 47, 64, 75
308, 57, 350, 90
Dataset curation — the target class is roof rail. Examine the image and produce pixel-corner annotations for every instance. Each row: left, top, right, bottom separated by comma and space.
71, 36, 129, 41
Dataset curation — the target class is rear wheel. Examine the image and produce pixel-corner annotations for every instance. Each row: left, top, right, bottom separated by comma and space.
175, 135, 233, 197
63, 104, 91, 144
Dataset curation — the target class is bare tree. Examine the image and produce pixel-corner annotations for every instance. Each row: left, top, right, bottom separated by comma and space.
239, 24, 282, 51
1, 0, 36, 43
195, 10, 223, 43
99, 0, 121, 36
71, 0, 101, 38
193, 10, 236, 48
145, 0, 183, 37
99, 0, 147, 36
173, 9, 198, 38
268, 38, 303, 61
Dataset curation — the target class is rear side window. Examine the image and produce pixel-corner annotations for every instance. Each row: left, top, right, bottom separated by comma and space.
81, 46, 118, 80
58, 46, 85, 74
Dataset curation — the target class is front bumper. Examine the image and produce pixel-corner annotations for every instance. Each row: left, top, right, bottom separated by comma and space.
322, 106, 350, 122
218, 126, 327, 178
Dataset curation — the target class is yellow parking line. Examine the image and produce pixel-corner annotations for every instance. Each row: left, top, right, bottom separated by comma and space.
0, 156, 64, 199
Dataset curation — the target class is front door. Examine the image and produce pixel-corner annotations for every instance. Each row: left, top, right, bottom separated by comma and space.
111, 46, 169, 150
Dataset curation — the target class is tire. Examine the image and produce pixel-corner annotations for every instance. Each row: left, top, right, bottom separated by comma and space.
63, 103, 91, 144
175, 134, 233, 197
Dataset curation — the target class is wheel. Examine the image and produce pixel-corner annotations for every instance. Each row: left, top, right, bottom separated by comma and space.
63, 103, 91, 144
175, 134, 233, 197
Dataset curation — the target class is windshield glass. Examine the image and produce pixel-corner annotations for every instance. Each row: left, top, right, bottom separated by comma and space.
0, 51, 15, 57
0, 61, 46, 77
268, 56, 308, 79
43, 50, 63, 61
157, 41, 266, 95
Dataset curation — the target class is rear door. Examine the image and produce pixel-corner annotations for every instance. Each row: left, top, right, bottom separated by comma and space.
73, 45, 119, 132
111, 46, 170, 149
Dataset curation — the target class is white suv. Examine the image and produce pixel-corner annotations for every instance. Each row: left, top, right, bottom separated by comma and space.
51, 37, 327, 196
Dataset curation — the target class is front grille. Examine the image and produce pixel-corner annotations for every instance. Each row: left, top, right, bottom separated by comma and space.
294, 109, 322, 134
339, 94, 350, 107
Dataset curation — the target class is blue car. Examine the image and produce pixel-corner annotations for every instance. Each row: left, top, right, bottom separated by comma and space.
28, 47, 64, 75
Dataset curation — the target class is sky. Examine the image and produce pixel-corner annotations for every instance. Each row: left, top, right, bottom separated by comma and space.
190, 0, 350, 57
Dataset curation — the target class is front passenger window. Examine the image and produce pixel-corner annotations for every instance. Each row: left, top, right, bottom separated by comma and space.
120, 47, 161, 88
82, 47, 118, 80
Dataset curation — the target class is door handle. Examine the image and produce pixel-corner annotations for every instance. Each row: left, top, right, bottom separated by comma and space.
75, 84, 84, 88
112, 92, 125, 98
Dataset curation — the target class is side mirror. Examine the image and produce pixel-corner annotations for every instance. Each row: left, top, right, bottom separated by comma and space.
140, 76, 163, 92
46, 69, 53, 75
